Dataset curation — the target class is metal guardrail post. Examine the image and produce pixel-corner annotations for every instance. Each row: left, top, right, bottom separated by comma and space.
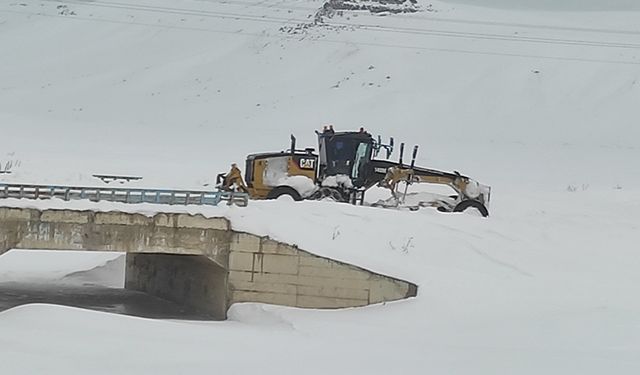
227, 192, 234, 206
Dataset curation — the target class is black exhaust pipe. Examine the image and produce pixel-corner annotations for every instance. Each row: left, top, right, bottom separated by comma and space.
410, 145, 419, 169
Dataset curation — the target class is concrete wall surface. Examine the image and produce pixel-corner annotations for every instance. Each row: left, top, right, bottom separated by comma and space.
228, 234, 417, 309
0, 207, 417, 318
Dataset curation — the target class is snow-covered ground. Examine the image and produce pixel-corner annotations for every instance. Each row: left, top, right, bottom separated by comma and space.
1, 0, 640, 373
0, 249, 122, 284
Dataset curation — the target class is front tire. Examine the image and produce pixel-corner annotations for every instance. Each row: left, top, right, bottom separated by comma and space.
266, 186, 302, 201
453, 200, 489, 217
312, 187, 347, 202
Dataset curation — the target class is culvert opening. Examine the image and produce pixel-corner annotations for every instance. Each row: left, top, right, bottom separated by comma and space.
0, 249, 222, 320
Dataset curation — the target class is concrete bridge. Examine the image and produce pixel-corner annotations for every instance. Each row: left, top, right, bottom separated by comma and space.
0, 207, 417, 319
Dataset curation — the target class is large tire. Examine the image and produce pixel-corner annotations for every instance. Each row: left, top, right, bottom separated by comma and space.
453, 200, 489, 217
266, 186, 303, 201
312, 187, 347, 202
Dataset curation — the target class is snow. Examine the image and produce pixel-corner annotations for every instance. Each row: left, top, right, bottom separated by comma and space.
1, 0, 640, 373
0, 250, 122, 284
276, 175, 319, 197
321, 174, 355, 188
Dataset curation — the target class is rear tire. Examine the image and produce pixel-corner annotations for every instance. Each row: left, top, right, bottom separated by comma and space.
453, 200, 489, 217
266, 186, 302, 201
312, 187, 346, 202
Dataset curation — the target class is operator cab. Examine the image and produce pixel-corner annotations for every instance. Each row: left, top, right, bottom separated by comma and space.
317, 128, 374, 187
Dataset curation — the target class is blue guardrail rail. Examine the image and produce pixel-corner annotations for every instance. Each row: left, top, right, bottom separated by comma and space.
0, 183, 249, 207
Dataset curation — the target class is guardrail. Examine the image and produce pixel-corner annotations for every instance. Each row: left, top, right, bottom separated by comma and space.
0, 183, 249, 207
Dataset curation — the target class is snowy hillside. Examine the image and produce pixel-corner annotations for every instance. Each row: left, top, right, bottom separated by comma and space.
1, 0, 640, 374
1, 0, 640, 190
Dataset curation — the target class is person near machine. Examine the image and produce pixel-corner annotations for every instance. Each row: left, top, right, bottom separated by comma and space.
217, 163, 248, 193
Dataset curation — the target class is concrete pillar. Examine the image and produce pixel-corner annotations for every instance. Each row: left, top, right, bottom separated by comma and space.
125, 253, 228, 320
0, 214, 19, 257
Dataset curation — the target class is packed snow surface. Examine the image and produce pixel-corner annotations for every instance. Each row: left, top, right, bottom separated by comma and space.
1, 0, 640, 374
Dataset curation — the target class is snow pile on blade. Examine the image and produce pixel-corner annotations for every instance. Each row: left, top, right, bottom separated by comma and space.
277, 175, 318, 198
321, 175, 354, 189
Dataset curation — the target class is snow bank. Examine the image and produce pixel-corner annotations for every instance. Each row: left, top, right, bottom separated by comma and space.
0, 250, 122, 284
61, 255, 125, 288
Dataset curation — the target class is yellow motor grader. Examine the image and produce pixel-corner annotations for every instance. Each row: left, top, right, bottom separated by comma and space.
218, 127, 491, 216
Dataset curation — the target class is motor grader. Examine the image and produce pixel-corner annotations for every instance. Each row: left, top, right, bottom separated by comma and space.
218, 127, 491, 216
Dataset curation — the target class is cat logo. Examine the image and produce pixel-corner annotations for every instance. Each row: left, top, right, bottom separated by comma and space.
299, 158, 315, 170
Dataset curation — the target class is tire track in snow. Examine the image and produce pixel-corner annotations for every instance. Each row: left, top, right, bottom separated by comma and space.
464, 241, 534, 278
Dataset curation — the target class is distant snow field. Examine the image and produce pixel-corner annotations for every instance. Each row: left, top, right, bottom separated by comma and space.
1, 0, 640, 374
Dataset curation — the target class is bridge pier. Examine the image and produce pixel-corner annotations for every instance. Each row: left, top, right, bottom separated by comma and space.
125, 253, 228, 320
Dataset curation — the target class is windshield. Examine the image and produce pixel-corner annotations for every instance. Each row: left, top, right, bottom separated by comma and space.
352, 142, 370, 179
